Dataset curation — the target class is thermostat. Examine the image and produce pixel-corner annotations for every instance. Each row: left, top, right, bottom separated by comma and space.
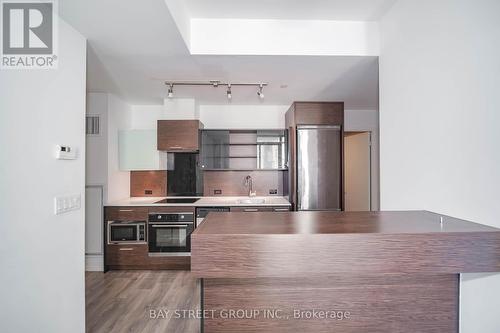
56, 145, 77, 160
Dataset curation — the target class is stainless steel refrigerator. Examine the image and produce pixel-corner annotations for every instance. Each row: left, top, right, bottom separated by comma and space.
296, 125, 342, 211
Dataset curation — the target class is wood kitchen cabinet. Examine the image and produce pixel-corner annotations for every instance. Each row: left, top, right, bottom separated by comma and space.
230, 206, 291, 212
157, 120, 204, 151
105, 243, 190, 270
106, 244, 148, 266
285, 102, 344, 211
105, 206, 148, 221
287, 102, 344, 126
104, 206, 191, 271
200, 129, 287, 170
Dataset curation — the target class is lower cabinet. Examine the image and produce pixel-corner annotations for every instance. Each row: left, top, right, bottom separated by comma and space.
105, 243, 190, 270
106, 206, 148, 221
104, 206, 191, 271
104, 205, 290, 271
230, 206, 291, 212
106, 244, 148, 266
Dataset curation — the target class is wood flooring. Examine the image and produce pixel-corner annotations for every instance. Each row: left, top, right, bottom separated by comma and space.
85, 271, 200, 333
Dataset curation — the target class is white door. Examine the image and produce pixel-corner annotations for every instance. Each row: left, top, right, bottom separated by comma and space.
344, 132, 371, 211
85, 186, 103, 255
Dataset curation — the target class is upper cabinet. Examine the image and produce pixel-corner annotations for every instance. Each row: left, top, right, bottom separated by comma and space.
157, 120, 204, 152
286, 102, 344, 126
200, 129, 288, 170
119, 130, 167, 171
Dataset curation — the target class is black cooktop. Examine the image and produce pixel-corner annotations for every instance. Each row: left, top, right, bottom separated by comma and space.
154, 198, 200, 204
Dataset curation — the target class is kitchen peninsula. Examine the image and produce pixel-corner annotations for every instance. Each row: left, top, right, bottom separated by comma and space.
191, 211, 500, 333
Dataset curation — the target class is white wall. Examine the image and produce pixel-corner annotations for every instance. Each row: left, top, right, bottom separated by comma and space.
0, 20, 87, 333
131, 103, 289, 129
85, 93, 130, 272
190, 19, 379, 56
164, 98, 198, 120
198, 104, 289, 129
132, 104, 379, 131
130, 104, 165, 129
379, 1, 500, 331
86, 92, 132, 203
107, 94, 132, 202
86, 93, 108, 189
85, 93, 107, 272
129, 99, 197, 129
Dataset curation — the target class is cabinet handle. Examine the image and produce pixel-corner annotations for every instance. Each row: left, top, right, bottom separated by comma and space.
119, 209, 134, 212
119, 248, 134, 251
152, 224, 189, 228
274, 208, 290, 211
169, 146, 183, 149
244, 208, 259, 212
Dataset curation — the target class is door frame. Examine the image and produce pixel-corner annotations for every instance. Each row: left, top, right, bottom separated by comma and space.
344, 131, 374, 211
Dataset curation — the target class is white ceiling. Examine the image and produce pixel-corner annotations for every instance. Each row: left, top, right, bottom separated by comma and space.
182, 0, 397, 21
60, 0, 384, 108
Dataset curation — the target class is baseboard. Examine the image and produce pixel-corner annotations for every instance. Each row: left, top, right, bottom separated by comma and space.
85, 254, 104, 271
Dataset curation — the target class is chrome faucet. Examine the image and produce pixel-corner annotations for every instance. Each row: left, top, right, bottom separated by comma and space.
244, 175, 257, 197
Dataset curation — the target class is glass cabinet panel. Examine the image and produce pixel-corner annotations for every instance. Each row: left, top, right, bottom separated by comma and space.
119, 129, 167, 170
200, 130, 230, 169
200, 129, 287, 170
257, 130, 287, 169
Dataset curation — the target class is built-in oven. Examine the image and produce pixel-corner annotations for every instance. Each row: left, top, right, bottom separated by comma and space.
107, 221, 146, 244
148, 212, 194, 255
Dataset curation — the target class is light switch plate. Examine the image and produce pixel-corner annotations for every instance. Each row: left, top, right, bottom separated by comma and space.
54, 194, 81, 215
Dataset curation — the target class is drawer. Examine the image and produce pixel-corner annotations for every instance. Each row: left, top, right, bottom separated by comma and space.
148, 206, 195, 214
230, 206, 291, 212
272, 207, 291, 212
106, 207, 149, 221
106, 244, 148, 266
231, 207, 272, 212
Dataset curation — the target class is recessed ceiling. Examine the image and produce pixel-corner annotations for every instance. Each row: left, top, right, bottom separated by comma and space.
60, 0, 383, 108
182, 0, 397, 21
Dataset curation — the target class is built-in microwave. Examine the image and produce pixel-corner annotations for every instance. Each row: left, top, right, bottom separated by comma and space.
107, 221, 146, 244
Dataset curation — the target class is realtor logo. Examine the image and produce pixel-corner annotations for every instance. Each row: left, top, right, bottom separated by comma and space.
1, 0, 58, 69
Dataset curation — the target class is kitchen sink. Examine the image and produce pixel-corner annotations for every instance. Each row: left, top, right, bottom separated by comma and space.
237, 198, 266, 204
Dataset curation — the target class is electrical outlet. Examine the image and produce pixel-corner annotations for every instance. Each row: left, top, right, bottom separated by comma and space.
54, 194, 81, 215
214, 189, 222, 195
145, 190, 153, 195
269, 189, 278, 195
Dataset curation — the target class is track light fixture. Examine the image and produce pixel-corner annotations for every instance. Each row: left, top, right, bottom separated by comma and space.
257, 84, 264, 99
164, 81, 267, 100
226, 84, 232, 100
167, 83, 174, 98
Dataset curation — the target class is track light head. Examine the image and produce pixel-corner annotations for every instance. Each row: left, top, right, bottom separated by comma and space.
167, 83, 174, 98
226, 84, 232, 100
257, 84, 264, 99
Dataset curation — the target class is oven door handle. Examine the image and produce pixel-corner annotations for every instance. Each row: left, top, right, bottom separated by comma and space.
149, 221, 193, 225
151, 225, 189, 228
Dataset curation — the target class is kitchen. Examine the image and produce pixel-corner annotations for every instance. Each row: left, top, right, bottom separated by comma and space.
83, 89, 379, 332
92, 102, 360, 271
85, 96, 500, 333
2, 1, 500, 333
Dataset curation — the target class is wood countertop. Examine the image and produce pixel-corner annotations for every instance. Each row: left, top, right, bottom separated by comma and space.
194, 210, 498, 235
105, 196, 291, 207
191, 211, 500, 278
